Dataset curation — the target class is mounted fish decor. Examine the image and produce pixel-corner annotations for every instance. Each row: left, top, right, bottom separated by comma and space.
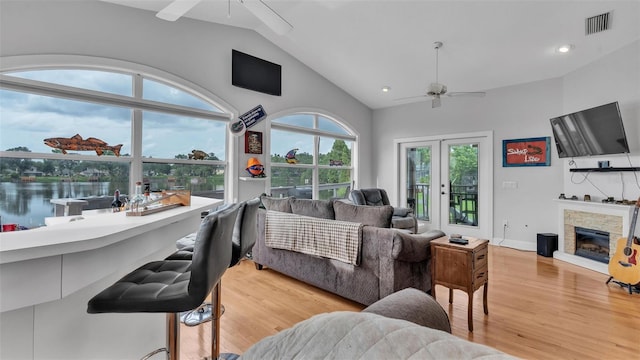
188, 150, 207, 160
285, 148, 299, 164
44, 134, 123, 156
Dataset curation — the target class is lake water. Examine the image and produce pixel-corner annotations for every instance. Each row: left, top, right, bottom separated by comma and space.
0, 181, 127, 229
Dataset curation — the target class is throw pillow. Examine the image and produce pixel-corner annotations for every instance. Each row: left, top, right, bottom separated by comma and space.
260, 195, 293, 213
333, 201, 393, 228
290, 198, 335, 219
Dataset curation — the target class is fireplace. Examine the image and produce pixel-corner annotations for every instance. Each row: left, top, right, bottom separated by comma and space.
575, 226, 610, 264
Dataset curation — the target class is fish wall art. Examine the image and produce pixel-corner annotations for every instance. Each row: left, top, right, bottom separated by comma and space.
44, 134, 123, 156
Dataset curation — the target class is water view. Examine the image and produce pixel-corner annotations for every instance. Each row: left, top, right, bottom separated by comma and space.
0, 181, 127, 229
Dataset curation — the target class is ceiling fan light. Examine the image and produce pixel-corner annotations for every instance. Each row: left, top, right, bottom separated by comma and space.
427, 83, 447, 96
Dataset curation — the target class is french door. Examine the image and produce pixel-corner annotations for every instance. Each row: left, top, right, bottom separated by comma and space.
398, 132, 492, 239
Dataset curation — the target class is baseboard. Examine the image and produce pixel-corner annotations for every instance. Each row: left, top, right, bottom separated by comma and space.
490, 237, 536, 252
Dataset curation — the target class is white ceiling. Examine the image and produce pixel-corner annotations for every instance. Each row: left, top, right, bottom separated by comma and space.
102, 0, 640, 109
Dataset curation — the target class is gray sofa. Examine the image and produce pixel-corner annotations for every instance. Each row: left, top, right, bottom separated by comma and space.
240, 288, 516, 359
251, 196, 446, 305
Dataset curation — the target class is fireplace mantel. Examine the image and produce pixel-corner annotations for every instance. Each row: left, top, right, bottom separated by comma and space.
554, 199, 633, 274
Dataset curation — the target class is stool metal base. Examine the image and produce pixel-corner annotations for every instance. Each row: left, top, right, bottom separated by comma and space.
181, 303, 225, 327
140, 347, 168, 360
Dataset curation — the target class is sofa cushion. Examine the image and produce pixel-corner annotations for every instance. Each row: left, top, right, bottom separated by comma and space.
260, 195, 293, 213
290, 198, 335, 219
333, 200, 393, 228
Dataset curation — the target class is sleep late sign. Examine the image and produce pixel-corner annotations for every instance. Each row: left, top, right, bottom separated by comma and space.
502, 137, 551, 167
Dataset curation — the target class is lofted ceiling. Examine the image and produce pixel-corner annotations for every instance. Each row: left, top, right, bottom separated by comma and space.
101, 0, 640, 109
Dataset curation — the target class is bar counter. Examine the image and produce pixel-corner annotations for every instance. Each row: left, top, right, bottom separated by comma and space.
0, 196, 222, 359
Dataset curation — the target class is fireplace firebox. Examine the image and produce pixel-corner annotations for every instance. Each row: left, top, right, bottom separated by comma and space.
575, 226, 610, 263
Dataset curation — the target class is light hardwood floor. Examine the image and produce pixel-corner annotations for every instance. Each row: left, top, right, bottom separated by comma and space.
180, 246, 640, 359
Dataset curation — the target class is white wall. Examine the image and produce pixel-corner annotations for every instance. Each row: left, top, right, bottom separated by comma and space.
560, 40, 640, 203
373, 40, 640, 249
373, 78, 564, 248
0, 0, 374, 202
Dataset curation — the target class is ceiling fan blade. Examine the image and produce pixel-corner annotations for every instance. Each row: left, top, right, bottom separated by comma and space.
432, 96, 441, 108
156, 0, 201, 21
393, 95, 429, 102
446, 91, 486, 97
242, 0, 293, 35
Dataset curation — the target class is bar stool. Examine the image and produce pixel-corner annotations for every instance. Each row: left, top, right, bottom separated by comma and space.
87, 203, 241, 360
166, 197, 261, 358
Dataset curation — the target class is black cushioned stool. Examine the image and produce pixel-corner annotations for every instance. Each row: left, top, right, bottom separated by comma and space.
165, 197, 261, 358
87, 203, 241, 360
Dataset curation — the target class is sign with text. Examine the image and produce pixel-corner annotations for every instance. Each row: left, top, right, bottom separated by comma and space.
239, 105, 267, 129
502, 137, 551, 167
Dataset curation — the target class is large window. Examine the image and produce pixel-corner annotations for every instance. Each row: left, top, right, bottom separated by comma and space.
269, 113, 356, 200
0, 67, 230, 228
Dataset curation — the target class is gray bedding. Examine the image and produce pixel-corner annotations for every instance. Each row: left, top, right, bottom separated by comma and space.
240, 311, 518, 360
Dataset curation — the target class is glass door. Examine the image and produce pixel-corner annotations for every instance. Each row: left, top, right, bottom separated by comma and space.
439, 137, 490, 238
400, 141, 441, 227
399, 134, 491, 239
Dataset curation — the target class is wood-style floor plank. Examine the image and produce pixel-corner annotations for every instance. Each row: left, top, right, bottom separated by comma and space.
180, 246, 640, 359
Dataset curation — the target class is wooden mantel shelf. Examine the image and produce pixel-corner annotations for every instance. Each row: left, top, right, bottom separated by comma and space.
569, 167, 640, 172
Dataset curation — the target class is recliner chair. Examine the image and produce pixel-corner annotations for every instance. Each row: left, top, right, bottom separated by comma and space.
349, 188, 418, 233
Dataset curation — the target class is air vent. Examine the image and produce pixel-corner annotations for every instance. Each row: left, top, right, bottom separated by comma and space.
585, 12, 610, 35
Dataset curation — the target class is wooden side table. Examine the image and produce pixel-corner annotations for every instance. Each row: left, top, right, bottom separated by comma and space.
431, 236, 489, 331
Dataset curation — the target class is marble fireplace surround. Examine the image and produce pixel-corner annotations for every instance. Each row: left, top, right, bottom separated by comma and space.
554, 199, 633, 274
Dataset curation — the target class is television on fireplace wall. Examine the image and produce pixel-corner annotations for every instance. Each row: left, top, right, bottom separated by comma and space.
549, 102, 630, 158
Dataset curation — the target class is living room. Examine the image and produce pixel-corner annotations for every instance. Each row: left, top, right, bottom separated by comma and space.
1, 1, 639, 359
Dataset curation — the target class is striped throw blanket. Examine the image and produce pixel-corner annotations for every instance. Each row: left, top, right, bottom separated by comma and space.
265, 211, 363, 265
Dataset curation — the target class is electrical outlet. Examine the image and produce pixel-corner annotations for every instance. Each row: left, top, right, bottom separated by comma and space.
502, 219, 509, 227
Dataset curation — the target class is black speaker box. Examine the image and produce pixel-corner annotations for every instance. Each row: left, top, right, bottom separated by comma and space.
537, 233, 558, 257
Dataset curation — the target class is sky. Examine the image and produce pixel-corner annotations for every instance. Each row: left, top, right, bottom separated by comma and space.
0, 69, 351, 160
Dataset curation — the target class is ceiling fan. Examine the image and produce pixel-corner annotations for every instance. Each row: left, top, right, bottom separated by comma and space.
396, 41, 486, 108
156, 0, 293, 35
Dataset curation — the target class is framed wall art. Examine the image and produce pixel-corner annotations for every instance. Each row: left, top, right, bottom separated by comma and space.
502, 137, 551, 167
245, 131, 263, 154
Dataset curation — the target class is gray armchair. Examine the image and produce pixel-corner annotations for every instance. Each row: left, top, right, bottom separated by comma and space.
349, 188, 418, 233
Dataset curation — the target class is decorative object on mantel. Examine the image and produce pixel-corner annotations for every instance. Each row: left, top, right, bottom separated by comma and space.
584, 194, 591, 202
43, 134, 123, 156
126, 190, 191, 216
188, 149, 208, 160
559, 193, 566, 199
246, 157, 266, 178
502, 137, 550, 167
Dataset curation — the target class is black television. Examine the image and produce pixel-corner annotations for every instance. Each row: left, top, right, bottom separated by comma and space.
232, 49, 281, 96
549, 102, 630, 158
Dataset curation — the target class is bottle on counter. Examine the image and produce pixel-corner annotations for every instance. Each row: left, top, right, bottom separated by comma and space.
111, 189, 123, 212
131, 182, 145, 212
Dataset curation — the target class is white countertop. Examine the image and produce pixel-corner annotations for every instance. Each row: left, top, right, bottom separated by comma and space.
0, 196, 222, 264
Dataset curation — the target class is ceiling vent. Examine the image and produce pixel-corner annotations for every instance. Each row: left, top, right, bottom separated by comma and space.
585, 12, 610, 35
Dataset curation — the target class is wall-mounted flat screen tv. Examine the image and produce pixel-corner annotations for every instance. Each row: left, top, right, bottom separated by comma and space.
232, 49, 281, 96
549, 102, 630, 158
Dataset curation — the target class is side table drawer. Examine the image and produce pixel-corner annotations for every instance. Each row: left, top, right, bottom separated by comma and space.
473, 245, 488, 270
472, 267, 488, 288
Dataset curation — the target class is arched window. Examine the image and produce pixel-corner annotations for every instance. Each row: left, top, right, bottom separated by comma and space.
0, 67, 231, 228
268, 112, 356, 199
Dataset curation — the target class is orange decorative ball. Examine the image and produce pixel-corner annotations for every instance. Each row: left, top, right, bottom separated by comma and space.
246, 157, 265, 177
